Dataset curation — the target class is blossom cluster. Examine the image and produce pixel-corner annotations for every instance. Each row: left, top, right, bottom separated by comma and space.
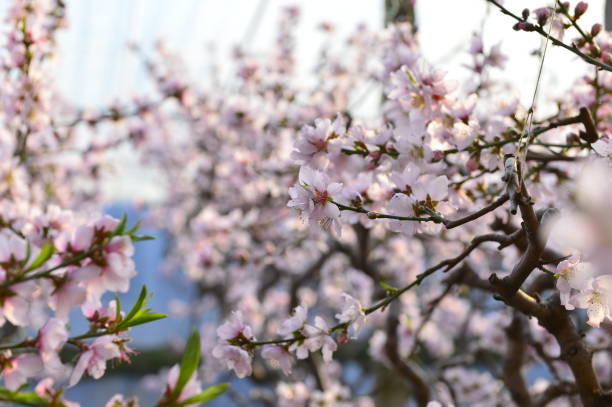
43, 0, 612, 406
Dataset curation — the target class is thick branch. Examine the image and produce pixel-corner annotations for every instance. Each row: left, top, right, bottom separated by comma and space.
489, 280, 609, 406
534, 381, 577, 407
384, 302, 430, 407
503, 313, 533, 407
497, 180, 554, 295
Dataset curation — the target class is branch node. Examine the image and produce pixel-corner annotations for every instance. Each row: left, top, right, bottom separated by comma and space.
578, 106, 598, 143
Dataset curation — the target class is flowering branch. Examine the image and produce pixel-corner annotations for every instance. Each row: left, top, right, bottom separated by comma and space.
485, 0, 612, 72
331, 200, 434, 222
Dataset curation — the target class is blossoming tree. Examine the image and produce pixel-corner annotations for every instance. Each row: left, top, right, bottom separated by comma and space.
2, 0, 612, 406
0, 1, 227, 406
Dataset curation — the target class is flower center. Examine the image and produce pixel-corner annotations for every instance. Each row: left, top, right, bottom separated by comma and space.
311, 139, 327, 152
312, 190, 329, 205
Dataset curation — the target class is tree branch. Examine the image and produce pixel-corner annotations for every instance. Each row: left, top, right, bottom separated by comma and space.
503, 313, 533, 407
384, 302, 430, 407
486, 0, 612, 72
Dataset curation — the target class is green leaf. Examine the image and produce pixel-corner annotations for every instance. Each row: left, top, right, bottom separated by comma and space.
114, 295, 122, 323
172, 329, 201, 399
114, 286, 166, 332
120, 312, 166, 329
0, 387, 48, 406
131, 234, 156, 242
178, 383, 229, 406
22, 240, 32, 268
114, 213, 128, 236
127, 220, 142, 235
123, 285, 148, 323
26, 241, 55, 272
379, 281, 398, 293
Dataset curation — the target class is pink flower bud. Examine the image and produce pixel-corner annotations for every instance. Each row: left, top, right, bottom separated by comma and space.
534, 7, 551, 26
574, 2, 588, 18
521, 8, 530, 20
516, 22, 535, 32
591, 23, 602, 37
466, 158, 479, 172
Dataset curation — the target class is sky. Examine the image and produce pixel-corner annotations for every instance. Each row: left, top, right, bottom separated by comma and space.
48, 0, 606, 108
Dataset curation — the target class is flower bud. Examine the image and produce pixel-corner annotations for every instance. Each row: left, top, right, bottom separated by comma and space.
518, 22, 536, 32
574, 2, 588, 19
590, 23, 602, 38
466, 158, 479, 172
534, 7, 551, 26
521, 8, 530, 20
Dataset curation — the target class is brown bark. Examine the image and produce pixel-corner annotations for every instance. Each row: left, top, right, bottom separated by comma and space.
384, 302, 430, 407
503, 313, 533, 407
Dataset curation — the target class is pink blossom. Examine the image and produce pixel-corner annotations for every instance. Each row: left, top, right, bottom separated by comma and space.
212, 311, 255, 378
211, 344, 253, 378
94, 215, 120, 232
261, 345, 293, 375
451, 121, 478, 151
216, 310, 254, 341
0, 291, 30, 327
69, 335, 121, 386
287, 166, 343, 234
2, 353, 43, 390
55, 224, 94, 252
37, 318, 68, 377
413, 175, 448, 203
291, 116, 344, 168
555, 256, 591, 309
0, 232, 27, 264
571, 276, 612, 328
387, 193, 418, 236
83, 236, 136, 308
278, 305, 308, 337
291, 316, 337, 362
486, 43, 507, 68
335, 293, 366, 337
533, 7, 551, 26
276, 382, 310, 406
390, 164, 421, 193
48, 279, 87, 321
